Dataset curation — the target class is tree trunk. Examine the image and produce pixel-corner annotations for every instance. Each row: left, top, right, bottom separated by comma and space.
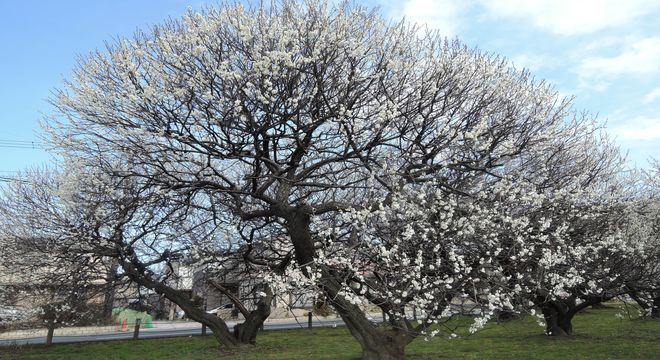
324, 269, 416, 359
283, 205, 414, 359
497, 309, 520, 321
361, 338, 406, 360
102, 260, 120, 321
541, 304, 572, 336
209, 272, 274, 344
45, 320, 55, 346
102, 288, 115, 321
236, 290, 272, 344
626, 291, 659, 317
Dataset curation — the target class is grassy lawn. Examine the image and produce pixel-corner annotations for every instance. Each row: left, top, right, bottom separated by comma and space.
1, 307, 658, 359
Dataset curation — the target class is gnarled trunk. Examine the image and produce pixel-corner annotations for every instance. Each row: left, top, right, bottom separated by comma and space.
235, 290, 273, 344
540, 303, 573, 336
497, 309, 520, 321
537, 295, 612, 336
209, 272, 274, 344
324, 272, 412, 359
361, 336, 406, 360
284, 205, 415, 359
633, 291, 660, 318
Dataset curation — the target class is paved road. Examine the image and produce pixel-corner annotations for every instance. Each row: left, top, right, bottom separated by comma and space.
0, 308, 482, 347
0, 320, 346, 346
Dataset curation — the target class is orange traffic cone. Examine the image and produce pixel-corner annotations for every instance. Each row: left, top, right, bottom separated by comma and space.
121, 319, 128, 331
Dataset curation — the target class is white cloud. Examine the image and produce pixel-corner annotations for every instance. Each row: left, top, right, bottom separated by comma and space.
576, 37, 660, 90
582, 35, 636, 52
609, 117, 660, 141
643, 88, 660, 104
579, 37, 660, 76
478, 0, 660, 35
382, 0, 468, 37
510, 53, 555, 72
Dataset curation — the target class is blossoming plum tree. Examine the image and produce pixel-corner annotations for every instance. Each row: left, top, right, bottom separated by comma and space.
471, 135, 634, 336
624, 162, 660, 317
46, 1, 633, 358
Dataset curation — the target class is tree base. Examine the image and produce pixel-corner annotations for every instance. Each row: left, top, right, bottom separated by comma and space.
361, 342, 406, 360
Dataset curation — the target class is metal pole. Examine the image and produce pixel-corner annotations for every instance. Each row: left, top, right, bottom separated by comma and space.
133, 318, 141, 340
202, 297, 208, 336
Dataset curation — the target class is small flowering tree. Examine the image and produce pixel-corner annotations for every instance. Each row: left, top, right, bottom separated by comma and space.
479, 152, 638, 337
435, 112, 639, 337
47, 1, 628, 358
492, 185, 631, 335
0, 167, 280, 347
624, 163, 660, 317
0, 170, 117, 331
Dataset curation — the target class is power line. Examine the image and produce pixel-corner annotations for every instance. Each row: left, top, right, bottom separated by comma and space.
0, 139, 49, 182
0, 174, 30, 183
0, 176, 20, 183
0, 139, 45, 149
0, 145, 45, 149
0, 139, 44, 144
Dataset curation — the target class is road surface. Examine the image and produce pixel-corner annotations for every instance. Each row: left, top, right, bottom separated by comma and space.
0, 319, 346, 346
0, 308, 478, 346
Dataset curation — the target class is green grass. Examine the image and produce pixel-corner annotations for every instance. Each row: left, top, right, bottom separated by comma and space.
2, 307, 658, 359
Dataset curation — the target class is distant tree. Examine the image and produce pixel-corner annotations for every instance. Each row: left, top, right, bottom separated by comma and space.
480, 133, 634, 336
0, 170, 117, 330
0, 166, 284, 346
624, 162, 660, 317
496, 185, 631, 336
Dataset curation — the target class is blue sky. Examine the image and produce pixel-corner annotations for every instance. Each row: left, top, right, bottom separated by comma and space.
1, 0, 658, 178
